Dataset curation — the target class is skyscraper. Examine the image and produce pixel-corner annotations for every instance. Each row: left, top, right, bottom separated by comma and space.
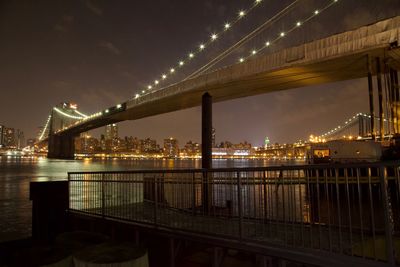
105, 124, 118, 140
163, 137, 179, 157
16, 129, 24, 149
4, 128, 16, 148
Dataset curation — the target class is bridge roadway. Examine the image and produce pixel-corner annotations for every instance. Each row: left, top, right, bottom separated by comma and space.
47, 17, 400, 158
58, 16, 400, 136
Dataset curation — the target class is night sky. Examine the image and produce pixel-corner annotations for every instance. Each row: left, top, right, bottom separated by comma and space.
1, 0, 400, 146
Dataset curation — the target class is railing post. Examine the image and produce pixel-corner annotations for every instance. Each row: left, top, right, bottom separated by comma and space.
379, 166, 395, 265
67, 173, 71, 211
101, 173, 105, 218
237, 171, 243, 240
154, 174, 158, 226
192, 172, 196, 216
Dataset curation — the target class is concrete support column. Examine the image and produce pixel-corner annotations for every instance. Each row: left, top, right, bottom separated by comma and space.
376, 57, 384, 140
202, 92, 212, 169
202, 92, 212, 213
48, 134, 76, 159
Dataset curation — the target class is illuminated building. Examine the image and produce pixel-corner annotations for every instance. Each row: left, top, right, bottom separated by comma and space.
105, 124, 118, 140
140, 138, 160, 154
125, 136, 141, 153
75, 134, 100, 153
183, 141, 200, 156
232, 141, 252, 150
163, 137, 179, 157
218, 141, 233, 148
100, 135, 106, 151
264, 136, 270, 148
4, 127, 16, 148
27, 138, 36, 147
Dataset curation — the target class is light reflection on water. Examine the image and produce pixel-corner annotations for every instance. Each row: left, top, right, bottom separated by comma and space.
0, 156, 302, 241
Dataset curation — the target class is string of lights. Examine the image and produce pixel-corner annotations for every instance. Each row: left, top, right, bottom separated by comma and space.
53, 107, 86, 120
185, 0, 301, 80
237, 0, 339, 64
314, 112, 389, 140
38, 115, 52, 141
133, 0, 265, 99
134, 0, 340, 100
74, 109, 88, 118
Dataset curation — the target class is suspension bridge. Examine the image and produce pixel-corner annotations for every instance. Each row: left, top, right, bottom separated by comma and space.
34, 1, 400, 161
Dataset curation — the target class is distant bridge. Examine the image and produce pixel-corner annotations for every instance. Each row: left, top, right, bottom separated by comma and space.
39, 16, 400, 159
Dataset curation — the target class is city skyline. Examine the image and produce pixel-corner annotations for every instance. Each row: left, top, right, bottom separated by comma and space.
1, 0, 400, 146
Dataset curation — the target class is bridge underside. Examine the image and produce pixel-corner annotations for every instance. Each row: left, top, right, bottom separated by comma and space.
115, 47, 400, 122
45, 17, 400, 159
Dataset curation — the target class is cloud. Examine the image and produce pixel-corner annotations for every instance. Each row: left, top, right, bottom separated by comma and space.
98, 41, 121, 55
53, 15, 74, 32
85, 0, 103, 16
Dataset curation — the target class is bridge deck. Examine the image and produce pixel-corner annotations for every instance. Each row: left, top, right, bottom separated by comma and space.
53, 16, 400, 136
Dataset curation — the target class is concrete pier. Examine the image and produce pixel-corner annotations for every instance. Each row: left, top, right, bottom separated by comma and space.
47, 134, 76, 159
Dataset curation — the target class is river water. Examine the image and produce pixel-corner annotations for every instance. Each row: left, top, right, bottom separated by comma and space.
0, 156, 300, 242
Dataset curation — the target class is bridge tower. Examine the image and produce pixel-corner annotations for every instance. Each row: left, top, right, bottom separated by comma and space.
47, 103, 80, 159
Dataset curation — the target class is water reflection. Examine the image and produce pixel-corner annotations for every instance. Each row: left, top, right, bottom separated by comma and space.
1, 156, 300, 241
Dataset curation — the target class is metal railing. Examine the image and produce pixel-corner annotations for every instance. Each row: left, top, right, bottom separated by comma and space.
68, 162, 400, 265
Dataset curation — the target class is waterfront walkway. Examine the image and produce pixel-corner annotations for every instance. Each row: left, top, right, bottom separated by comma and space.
68, 163, 400, 266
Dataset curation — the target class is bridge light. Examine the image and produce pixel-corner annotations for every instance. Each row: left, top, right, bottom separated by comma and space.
224, 23, 230, 30
255, 0, 262, 4
117, 104, 122, 109
135, 94, 140, 99
142, 90, 145, 93
199, 44, 205, 50
147, 85, 152, 89
239, 58, 244, 63
314, 10, 319, 15
154, 80, 159, 85
170, 68, 175, 73
238, 10, 245, 17
189, 53, 194, 58
105, 109, 109, 113
179, 61, 184, 66
211, 34, 218, 41
252, 50, 257, 55
296, 21, 302, 27
265, 41, 270, 46
280, 32, 285, 37
162, 74, 167, 79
